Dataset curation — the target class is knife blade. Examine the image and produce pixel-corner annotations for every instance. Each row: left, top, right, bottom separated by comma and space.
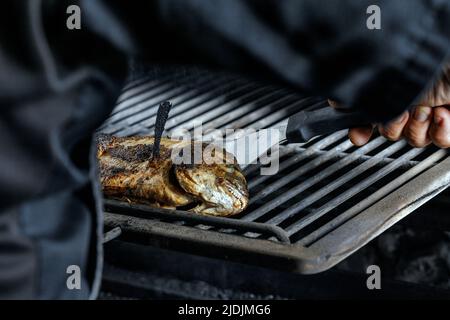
223, 122, 288, 167
221, 105, 370, 167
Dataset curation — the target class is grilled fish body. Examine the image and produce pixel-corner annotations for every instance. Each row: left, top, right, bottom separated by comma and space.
97, 135, 248, 216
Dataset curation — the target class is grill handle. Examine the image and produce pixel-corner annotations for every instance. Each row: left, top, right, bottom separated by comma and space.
286, 107, 371, 143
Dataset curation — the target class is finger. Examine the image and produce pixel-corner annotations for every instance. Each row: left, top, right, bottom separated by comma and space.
328, 99, 374, 146
348, 125, 374, 146
417, 63, 450, 107
378, 112, 409, 141
403, 106, 432, 147
429, 106, 450, 148
328, 99, 340, 108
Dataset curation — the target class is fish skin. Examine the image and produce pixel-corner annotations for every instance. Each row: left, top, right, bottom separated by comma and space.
97, 134, 249, 216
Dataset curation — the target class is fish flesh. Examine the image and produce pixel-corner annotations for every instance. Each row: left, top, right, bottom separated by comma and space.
97, 134, 249, 216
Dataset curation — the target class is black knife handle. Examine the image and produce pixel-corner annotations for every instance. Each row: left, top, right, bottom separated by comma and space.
286, 107, 371, 143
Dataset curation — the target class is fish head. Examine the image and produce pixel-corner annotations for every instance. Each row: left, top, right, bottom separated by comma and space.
173, 142, 249, 216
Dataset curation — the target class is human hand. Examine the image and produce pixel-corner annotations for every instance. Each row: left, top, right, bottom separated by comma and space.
341, 63, 450, 148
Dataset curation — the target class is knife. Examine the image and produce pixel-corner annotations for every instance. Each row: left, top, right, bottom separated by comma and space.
161, 99, 370, 168
285, 106, 370, 143
223, 105, 370, 167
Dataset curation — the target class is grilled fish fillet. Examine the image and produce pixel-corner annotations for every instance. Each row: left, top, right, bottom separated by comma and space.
97, 134, 249, 216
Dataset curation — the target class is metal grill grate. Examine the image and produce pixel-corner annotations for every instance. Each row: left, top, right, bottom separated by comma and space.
101, 66, 450, 274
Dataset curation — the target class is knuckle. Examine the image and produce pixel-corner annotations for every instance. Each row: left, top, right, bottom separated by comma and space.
379, 126, 402, 141
403, 127, 426, 147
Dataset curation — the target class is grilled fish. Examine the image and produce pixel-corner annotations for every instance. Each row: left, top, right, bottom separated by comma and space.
97, 134, 249, 216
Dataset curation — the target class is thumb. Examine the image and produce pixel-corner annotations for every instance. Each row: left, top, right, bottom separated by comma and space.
328, 99, 375, 146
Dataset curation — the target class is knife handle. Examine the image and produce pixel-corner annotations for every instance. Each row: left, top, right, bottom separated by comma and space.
286, 107, 371, 143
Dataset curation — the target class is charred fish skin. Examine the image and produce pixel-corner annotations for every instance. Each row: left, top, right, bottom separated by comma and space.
96, 134, 249, 216
98, 135, 193, 208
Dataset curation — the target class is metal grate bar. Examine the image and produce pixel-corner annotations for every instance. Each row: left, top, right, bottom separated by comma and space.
106, 71, 206, 122
177, 86, 284, 135
236, 99, 326, 131
244, 141, 356, 218
104, 199, 290, 243
207, 98, 325, 142
247, 131, 347, 190
104, 72, 217, 127
242, 138, 385, 221
290, 146, 422, 169
112, 77, 251, 136
163, 82, 259, 132
115, 73, 228, 122
119, 76, 158, 96
298, 148, 449, 246
240, 135, 325, 176
116, 73, 187, 106
265, 139, 408, 226
248, 139, 355, 207
201, 91, 293, 132
102, 74, 221, 134
284, 146, 426, 234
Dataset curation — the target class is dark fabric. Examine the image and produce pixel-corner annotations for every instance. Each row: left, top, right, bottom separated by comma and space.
0, 0, 126, 299
0, 0, 449, 299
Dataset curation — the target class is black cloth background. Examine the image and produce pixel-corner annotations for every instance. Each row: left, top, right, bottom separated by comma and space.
0, 0, 449, 299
